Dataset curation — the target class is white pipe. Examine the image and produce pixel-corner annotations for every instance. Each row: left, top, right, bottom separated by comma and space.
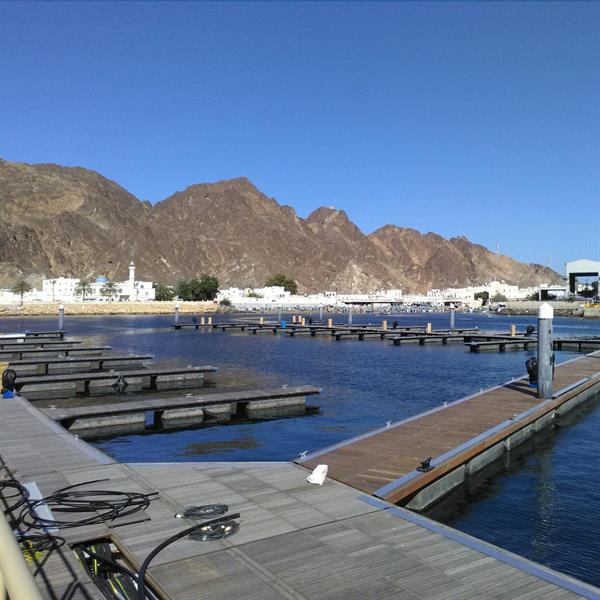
0, 510, 43, 599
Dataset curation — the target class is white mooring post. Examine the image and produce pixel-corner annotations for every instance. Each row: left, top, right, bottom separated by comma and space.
174, 302, 180, 327
319, 306, 324, 321
537, 302, 554, 399
449, 304, 455, 331
278, 310, 282, 323
58, 304, 64, 332
348, 305, 353, 325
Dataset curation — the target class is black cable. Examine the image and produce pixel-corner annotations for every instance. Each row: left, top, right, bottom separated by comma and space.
80, 547, 138, 581
174, 503, 228, 519
0, 479, 30, 513
187, 519, 239, 541
18, 532, 65, 555
137, 513, 240, 600
18, 479, 159, 530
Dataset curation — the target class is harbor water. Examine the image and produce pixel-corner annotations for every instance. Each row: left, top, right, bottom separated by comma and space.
2, 311, 600, 587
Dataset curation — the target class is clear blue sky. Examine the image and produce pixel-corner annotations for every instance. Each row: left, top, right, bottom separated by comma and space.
2, 1, 599, 272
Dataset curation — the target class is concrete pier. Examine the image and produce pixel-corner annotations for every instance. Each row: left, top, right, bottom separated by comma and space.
160, 406, 205, 428
69, 413, 146, 438
246, 395, 306, 417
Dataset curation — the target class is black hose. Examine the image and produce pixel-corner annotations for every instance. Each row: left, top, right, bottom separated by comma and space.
137, 513, 240, 600
175, 503, 228, 519
18, 532, 65, 556
80, 547, 138, 580
0, 479, 30, 513
18, 479, 158, 529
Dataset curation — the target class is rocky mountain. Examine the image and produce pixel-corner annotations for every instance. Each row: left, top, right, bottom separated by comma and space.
0, 158, 561, 292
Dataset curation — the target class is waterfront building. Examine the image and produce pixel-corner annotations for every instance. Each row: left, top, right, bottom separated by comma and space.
216, 287, 401, 309
40, 260, 155, 302
42, 277, 80, 302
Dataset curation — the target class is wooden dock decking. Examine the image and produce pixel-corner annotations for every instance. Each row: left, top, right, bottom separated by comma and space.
12, 365, 217, 400
300, 351, 600, 506
15, 365, 216, 384
0, 339, 81, 349
8, 354, 154, 374
41, 385, 321, 428
1, 396, 598, 600
0, 346, 110, 360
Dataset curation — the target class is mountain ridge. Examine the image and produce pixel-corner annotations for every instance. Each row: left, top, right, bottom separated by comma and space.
0, 158, 561, 292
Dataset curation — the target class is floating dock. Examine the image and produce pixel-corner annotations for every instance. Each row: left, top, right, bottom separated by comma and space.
1, 395, 599, 599
8, 354, 154, 375
300, 350, 600, 511
41, 385, 320, 434
0, 345, 110, 360
14, 365, 216, 399
467, 337, 600, 352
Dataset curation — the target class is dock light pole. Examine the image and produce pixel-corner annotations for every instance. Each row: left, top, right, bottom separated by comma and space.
348, 304, 353, 325
174, 302, 180, 327
537, 302, 554, 399
449, 304, 455, 332
58, 304, 64, 332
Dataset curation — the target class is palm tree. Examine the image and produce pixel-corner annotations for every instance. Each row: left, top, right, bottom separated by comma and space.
74, 279, 93, 301
101, 281, 119, 302
12, 279, 32, 305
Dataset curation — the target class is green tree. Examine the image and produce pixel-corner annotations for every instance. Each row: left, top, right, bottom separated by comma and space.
219, 297, 232, 308
196, 274, 219, 300
176, 275, 219, 301
175, 279, 192, 301
491, 292, 508, 303
246, 290, 263, 299
154, 283, 175, 301
74, 279, 93, 301
474, 291, 490, 305
265, 273, 298, 294
12, 279, 32, 304
101, 281, 119, 301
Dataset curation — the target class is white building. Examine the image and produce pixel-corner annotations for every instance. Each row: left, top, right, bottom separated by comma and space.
41, 261, 155, 302
216, 286, 403, 309
43, 277, 80, 302
425, 281, 535, 308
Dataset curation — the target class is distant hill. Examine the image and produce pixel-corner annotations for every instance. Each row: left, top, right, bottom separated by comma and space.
0, 158, 561, 292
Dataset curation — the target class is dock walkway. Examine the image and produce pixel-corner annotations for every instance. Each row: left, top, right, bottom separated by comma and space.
41, 385, 321, 429
0, 339, 81, 350
1, 396, 598, 599
11, 364, 217, 401
0, 345, 110, 360
300, 351, 600, 508
8, 354, 154, 374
